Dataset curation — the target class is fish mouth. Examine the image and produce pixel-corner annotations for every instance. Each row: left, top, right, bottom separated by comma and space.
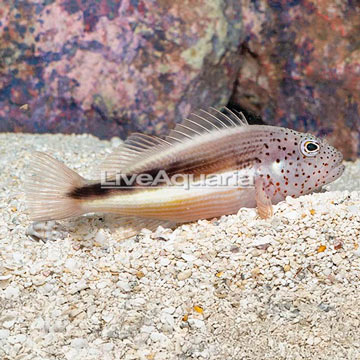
326, 162, 345, 183
331, 156, 343, 169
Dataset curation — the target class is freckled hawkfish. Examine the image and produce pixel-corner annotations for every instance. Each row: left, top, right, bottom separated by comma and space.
25, 108, 344, 234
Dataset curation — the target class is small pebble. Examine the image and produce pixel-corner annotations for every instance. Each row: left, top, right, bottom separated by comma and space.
332, 253, 342, 265
177, 269, 192, 280
0, 329, 10, 339
71, 338, 87, 349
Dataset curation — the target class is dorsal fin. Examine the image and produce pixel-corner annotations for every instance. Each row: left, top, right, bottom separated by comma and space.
165, 107, 248, 143
125, 133, 171, 149
98, 107, 249, 178
98, 133, 170, 179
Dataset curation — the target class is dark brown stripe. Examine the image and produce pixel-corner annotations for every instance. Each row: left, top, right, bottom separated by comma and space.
68, 183, 114, 199
68, 168, 163, 199
68, 149, 260, 200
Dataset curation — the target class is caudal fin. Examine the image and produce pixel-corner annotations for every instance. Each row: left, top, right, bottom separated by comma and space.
25, 152, 87, 221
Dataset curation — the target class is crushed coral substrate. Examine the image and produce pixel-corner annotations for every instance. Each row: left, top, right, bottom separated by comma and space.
1, 133, 360, 360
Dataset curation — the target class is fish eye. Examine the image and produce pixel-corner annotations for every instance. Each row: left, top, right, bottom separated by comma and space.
300, 139, 320, 157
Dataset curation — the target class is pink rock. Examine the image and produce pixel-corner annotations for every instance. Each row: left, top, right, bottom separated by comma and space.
233, 0, 360, 159
0, 0, 243, 138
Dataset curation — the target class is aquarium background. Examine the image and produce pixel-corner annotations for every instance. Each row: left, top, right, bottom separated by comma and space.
0, 0, 359, 159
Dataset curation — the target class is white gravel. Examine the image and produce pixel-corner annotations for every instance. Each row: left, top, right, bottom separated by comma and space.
1, 133, 360, 360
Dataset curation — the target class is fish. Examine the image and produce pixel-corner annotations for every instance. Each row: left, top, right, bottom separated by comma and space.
25, 107, 345, 233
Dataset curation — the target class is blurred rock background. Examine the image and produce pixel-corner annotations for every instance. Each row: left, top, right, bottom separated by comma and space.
0, 0, 359, 158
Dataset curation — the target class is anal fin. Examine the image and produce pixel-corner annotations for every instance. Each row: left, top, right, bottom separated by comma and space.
105, 215, 177, 240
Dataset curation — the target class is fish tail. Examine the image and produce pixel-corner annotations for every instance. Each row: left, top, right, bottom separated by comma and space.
25, 152, 87, 221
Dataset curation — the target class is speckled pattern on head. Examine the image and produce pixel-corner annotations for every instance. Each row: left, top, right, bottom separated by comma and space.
255, 127, 345, 205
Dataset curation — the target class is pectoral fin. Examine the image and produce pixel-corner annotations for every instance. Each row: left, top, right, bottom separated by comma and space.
255, 177, 274, 219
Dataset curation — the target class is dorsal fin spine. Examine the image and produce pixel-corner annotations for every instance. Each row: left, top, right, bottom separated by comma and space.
129, 133, 171, 146
192, 113, 222, 130
177, 123, 202, 136
210, 107, 237, 126
184, 118, 212, 133
199, 109, 227, 128
171, 129, 193, 139
166, 136, 184, 143
231, 109, 249, 125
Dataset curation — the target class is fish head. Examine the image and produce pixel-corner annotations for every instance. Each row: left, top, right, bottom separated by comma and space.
295, 133, 344, 187
256, 127, 345, 202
